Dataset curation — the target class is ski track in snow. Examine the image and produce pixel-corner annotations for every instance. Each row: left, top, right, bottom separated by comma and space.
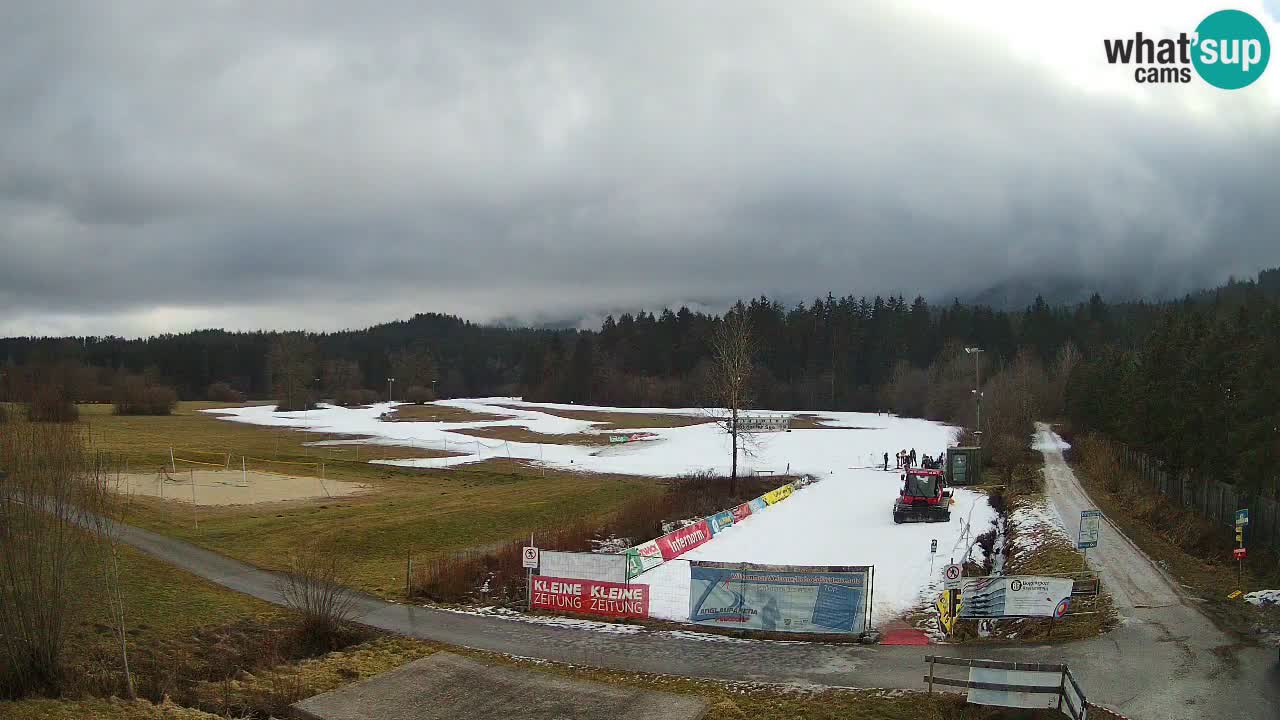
206, 398, 997, 625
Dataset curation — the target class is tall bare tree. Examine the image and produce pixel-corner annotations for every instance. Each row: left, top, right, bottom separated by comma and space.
707, 302, 756, 492
82, 455, 136, 699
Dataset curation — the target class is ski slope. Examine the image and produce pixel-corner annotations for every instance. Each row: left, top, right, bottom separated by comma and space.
207, 398, 996, 622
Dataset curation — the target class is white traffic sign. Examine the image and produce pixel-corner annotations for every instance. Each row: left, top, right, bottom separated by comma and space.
522, 546, 539, 569
943, 563, 963, 590
1078, 510, 1102, 550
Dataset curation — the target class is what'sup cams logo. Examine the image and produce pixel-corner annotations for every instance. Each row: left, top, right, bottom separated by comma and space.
1104, 9, 1270, 88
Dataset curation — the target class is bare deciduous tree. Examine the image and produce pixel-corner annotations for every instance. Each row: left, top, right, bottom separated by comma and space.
278, 544, 356, 649
81, 455, 136, 699
0, 421, 84, 697
706, 302, 756, 493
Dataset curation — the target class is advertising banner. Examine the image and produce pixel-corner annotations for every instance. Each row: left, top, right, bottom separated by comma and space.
656, 519, 712, 560
761, 484, 794, 505
709, 510, 735, 534
748, 497, 767, 513
625, 539, 663, 578
530, 576, 649, 618
689, 562, 870, 634
957, 576, 1073, 619
539, 551, 627, 584
730, 502, 753, 524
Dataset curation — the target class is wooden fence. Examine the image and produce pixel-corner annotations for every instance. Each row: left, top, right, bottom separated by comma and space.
1118, 445, 1280, 556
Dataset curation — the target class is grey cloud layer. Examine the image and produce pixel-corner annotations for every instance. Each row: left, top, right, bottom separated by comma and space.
1, 1, 1276, 335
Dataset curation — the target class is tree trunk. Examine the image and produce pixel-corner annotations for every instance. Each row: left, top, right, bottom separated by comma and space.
730, 405, 738, 495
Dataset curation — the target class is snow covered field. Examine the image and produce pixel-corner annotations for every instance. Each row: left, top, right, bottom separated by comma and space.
207, 398, 996, 624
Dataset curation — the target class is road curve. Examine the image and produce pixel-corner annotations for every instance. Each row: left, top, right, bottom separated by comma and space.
111, 428, 1280, 719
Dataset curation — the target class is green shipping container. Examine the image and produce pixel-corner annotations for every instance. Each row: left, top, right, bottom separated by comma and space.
947, 446, 983, 486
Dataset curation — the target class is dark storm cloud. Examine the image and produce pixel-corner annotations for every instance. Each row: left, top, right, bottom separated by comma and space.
1, 1, 1277, 336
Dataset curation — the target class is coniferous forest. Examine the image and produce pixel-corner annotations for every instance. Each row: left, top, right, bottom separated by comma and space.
3, 268, 1280, 495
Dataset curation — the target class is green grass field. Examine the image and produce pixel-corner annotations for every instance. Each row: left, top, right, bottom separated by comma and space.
78, 402, 663, 598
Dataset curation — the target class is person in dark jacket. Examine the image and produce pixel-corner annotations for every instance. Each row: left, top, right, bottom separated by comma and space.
884, 452, 889, 470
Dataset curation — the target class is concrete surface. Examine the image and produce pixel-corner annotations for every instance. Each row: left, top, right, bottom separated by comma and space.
110, 426, 1280, 720
292, 652, 707, 720
1036, 422, 1280, 719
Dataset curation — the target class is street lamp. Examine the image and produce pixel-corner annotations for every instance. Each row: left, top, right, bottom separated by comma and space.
431, 378, 438, 399
386, 377, 396, 404
964, 347, 984, 446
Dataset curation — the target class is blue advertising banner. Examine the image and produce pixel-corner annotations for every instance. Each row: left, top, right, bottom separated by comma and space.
709, 510, 734, 534
748, 497, 768, 513
688, 562, 871, 634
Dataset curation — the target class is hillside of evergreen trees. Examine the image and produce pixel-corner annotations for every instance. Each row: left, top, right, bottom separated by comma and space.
3, 268, 1279, 494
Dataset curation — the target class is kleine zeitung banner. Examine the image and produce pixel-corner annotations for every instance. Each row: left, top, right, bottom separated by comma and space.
530, 575, 649, 619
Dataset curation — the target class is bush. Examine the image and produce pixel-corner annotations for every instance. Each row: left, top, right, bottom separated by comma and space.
25, 385, 78, 423
403, 385, 435, 404
278, 545, 356, 652
206, 382, 245, 403
0, 404, 7, 424
113, 376, 178, 416
412, 471, 789, 604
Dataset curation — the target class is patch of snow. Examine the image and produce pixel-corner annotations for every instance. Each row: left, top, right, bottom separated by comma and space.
1031, 433, 1071, 452
433, 605, 646, 635
1009, 497, 1072, 558
1244, 590, 1280, 607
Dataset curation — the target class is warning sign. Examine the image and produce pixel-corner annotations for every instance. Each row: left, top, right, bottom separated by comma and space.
522, 547, 539, 569
943, 563, 963, 590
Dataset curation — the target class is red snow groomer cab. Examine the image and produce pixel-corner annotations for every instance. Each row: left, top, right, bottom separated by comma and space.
892, 467, 953, 524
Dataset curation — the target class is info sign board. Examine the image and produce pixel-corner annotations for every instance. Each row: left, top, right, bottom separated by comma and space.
735, 415, 791, 433
1236, 508, 1250, 527
1077, 510, 1102, 550
530, 576, 649, 619
957, 576, 1074, 619
689, 562, 871, 634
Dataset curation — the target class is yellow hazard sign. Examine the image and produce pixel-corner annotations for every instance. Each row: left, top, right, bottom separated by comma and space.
936, 588, 962, 635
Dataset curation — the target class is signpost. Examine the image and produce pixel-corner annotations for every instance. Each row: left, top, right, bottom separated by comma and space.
943, 563, 963, 590
523, 540, 538, 610
930, 538, 938, 575
1077, 510, 1102, 566
1234, 510, 1248, 587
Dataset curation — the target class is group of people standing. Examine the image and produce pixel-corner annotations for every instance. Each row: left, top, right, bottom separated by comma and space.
883, 448, 946, 471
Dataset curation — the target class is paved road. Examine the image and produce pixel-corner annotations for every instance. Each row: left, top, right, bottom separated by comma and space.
1036, 422, 1279, 719
112, 427, 1280, 719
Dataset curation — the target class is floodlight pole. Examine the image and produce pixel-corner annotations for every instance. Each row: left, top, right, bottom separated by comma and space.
387, 377, 396, 404
964, 347, 984, 446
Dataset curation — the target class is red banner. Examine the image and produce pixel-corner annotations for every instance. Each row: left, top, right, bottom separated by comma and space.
730, 503, 753, 523
530, 576, 649, 618
656, 519, 712, 560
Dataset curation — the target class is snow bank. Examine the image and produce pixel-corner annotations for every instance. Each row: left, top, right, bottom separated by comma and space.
633, 477, 996, 627
207, 398, 994, 625
1244, 590, 1280, 607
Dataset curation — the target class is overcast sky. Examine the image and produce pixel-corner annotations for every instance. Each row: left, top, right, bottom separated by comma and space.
2, 1, 1278, 337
